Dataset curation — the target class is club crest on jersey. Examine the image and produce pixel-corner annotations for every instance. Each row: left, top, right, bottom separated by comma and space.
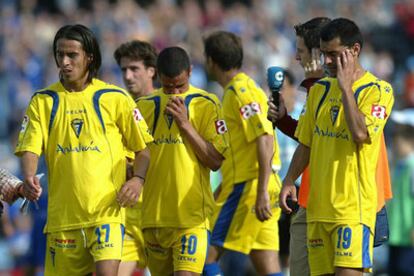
371, 105, 387, 119
71, 118, 84, 138
215, 119, 228, 134
330, 105, 340, 125
164, 113, 174, 129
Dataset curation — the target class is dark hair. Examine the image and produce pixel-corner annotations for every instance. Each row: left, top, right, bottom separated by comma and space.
53, 24, 102, 83
157, 47, 190, 78
114, 40, 158, 80
203, 31, 243, 71
294, 17, 331, 52
320, 18, 363, 49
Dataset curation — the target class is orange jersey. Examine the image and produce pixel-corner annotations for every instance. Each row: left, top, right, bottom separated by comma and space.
298, 134, 392, 210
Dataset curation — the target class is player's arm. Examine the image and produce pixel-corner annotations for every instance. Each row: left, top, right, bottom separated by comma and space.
0, 169, 24, 204
255, 133, 274, 222
337, 50, 368, 144
117, 148, 150, 207
20, 151, 42, 201
267, 95, 299, 141
279, 143, 310, 213
166, 96, 224, 171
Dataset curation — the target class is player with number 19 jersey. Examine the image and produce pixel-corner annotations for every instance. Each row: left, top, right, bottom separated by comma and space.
15, 79, 153, 233
296, 71, 394, 232
211, 72, 282, 254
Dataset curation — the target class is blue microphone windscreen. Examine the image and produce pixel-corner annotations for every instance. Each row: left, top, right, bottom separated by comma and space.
267, 66, 285, 90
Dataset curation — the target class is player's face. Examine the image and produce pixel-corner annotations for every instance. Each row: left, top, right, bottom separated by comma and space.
160, 69, 190, 95
320, 37, 349, 77
120, 57, 154, 98
55, 39, 90, 90
295, 36, 312, 68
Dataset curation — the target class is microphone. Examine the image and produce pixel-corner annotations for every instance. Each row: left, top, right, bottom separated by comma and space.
266, 66, 285, 108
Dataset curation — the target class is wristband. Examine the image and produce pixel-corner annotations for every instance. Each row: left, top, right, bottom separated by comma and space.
133, 174, 145, 181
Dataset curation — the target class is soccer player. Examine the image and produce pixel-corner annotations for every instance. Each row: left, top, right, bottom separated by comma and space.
282, 18, 394, 275
203, 31, 282, 276
15, 24, 153, 276
113, 39, 157, 276
269, 17, 330, 276
0, 168, 24, 217
270, 17, 393, 276
136, 46, 228, 276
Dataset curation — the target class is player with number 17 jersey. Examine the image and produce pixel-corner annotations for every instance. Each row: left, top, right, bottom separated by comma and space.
15, 79, 153, 233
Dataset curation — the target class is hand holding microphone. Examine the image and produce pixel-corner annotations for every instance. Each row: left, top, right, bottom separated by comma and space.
267, 66, 285, 108
266, 67, 285, 123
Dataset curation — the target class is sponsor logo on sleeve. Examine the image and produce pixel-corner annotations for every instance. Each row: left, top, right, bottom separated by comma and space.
20, 115, 29, 132
240, 102, 261, 119
371, 105, 387, 119
133, 108, 143, 121
215, 120, 228, 134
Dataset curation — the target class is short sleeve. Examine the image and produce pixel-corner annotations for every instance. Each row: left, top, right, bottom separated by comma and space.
118, 96, 153, 152
231, 82, 274, 143
15, 96, 44, 156
296, 87, 316, 147
198, 95, 228, 155
357, 82, 394, 142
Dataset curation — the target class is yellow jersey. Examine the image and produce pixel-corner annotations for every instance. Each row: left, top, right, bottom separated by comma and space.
15, 79, 153, 233
137, 85, 228, 229
296, 72, 394, 231
221, 72, 280, 186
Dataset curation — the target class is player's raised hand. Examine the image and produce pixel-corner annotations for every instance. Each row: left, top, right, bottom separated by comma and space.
255, 190, 272, 222
337, 49, 357, 94
22, 175, 42, 201
165, 96, 189, 129
279, 178, 297, 214
117, 176, 143, 207
267, 96, 287, 123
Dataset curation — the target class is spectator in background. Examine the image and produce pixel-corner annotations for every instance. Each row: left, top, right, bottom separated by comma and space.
113, 39, 158, 276
387, 109, 414, 276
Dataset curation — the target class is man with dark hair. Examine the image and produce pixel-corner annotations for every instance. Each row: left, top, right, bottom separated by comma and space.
136, 46, 228, 276
16, 24, 153, 276
269, 17, 331, 276
203, 30, 282, 276
282, 18, 394, 275
114, 40, 158, 100
113, 39, 158, 276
